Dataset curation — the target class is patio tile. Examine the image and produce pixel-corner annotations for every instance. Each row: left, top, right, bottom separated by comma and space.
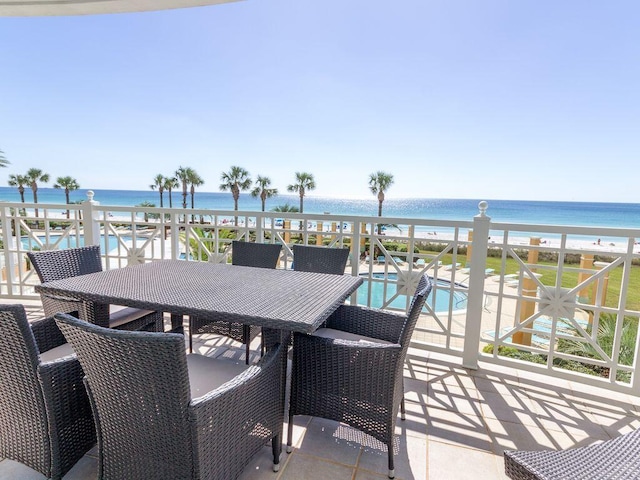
426, 408, 493, 452
61, 456, 98, 480
0, 460, 45, 480
237, 445, 288, 480
479, 391, 538, 426
292, 417, 362, 466
358, 435, 426, 480
354, 470, 392, 479
484, 418, 591, 455
428, 441, 505, 480
278, 453, 354, 480
426, 382, 482, 416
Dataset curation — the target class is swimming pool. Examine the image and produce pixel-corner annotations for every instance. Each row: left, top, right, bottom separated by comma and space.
358, 272, 468, 313
20, 234, 142, 253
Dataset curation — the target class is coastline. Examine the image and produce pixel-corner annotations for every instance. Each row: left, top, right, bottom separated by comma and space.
26, 209, 639, 255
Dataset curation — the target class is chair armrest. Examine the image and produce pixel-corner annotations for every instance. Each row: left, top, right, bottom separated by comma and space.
37, 358, 96, 461
31, 316, 67, 353
189, 343, 286, 475
325, 304, 406, 343
291, 333, 405, 411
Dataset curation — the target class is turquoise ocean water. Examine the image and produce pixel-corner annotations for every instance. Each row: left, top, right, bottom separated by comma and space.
1, 187, 640, 231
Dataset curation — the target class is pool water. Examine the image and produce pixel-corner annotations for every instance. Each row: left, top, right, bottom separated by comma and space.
21, 234, 141, 253
358, 273, 468, 313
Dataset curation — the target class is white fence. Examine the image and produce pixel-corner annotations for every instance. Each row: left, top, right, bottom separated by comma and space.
2, 194, 640, 394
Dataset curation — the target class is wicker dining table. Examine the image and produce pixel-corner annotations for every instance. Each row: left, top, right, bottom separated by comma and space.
35, 260, 363, 337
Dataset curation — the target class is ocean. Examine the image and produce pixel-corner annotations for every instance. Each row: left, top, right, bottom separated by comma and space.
1, 187, 640, 230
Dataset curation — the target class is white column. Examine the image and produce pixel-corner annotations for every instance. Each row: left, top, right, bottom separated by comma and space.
82, 191, 101, 246
462, 201, 491, 369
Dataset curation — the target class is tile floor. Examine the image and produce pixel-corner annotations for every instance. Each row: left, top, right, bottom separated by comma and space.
2, 300, 640, 479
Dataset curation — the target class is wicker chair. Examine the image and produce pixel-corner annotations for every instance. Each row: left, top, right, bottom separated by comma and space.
287, 275, 432, 479
27, 246, 163, 332
292, 244, 350, 275
189, 241, 283, 363
55, 313, 286, 480
0, 305, 95, 479
504, 429, 640, 479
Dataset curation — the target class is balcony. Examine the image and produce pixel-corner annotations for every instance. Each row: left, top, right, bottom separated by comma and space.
1, 196, 640, 478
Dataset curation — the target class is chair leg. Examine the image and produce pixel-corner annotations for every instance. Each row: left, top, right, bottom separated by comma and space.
387, 445, 395, 479
271, 432, 282, 472
286, 413, 294, 453
243, 325, 250, 365
188, 317, 193, 354
400, 396, 406, 421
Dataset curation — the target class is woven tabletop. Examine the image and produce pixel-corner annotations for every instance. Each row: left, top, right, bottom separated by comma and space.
36, 260, 363, 333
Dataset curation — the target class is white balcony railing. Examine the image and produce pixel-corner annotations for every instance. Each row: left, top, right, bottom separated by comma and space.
2, 193, 640, 394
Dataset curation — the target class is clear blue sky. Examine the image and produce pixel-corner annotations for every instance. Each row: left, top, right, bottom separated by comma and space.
1, 0, 638, 202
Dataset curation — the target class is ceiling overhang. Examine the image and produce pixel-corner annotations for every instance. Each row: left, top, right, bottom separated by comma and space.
0, 0, 242, 17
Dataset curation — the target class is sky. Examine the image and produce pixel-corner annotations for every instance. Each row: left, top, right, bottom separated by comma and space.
1, 0, 639, 202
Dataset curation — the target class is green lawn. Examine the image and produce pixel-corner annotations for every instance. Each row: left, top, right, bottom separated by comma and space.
424, 251, 640, 312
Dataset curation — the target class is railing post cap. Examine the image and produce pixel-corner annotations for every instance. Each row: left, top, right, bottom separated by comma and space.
478, 201, 488, 216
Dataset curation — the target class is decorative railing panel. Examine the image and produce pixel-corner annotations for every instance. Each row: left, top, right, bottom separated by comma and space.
2, 194, 640, 393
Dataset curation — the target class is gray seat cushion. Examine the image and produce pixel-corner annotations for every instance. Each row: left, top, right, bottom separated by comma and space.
39, 342, 75, 363
186, 353, 249, 399
108, 305, 155, 328
312, 328, 394, 345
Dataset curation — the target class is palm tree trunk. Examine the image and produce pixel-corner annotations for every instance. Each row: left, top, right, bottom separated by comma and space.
65, 189, 70, 219
33, 187, 39, 218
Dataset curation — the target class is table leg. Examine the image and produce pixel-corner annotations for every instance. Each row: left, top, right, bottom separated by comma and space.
170, 313, 184, 331
79, 302, 110, 329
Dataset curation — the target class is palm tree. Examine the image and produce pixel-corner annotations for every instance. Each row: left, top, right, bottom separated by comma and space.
271, 204, 299, 213
188, 170, 204, 223
7, 174, 28, 203
251, 175, 278, 212
164, 176, 178, 208
53, 176, 80, 219
369, 171, 394, 234
220, 166, 252, 211
0, 149, 9, 168
287, 172, 315, 213
136, 201, 157, 222
150, 174, 165, 208
175, 166, 194, 210
25, 168, 50, 218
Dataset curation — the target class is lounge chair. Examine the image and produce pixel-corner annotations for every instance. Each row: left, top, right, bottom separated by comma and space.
392, 256, 406, 266
413, 258, 426, 268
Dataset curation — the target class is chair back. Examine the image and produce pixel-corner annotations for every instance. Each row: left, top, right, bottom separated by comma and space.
232, 241, 282, 269
28, 245, 103, 283
292, 244, 349, 275
55, 313, 193, 479
399, 275, 432, 349
0, 305, 50, 474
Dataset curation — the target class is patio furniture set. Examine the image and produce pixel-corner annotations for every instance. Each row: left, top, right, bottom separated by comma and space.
2, 242, 637, 479
0, 243, 431, 479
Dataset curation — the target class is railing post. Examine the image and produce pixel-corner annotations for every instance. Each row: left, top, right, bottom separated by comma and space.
462, 201, 491, 369
171, 210, 180, 260
82, 191, 101, 246
0, 205, 17, 294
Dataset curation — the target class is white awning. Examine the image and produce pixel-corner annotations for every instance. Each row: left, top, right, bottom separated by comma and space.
0, 0, 242, 17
